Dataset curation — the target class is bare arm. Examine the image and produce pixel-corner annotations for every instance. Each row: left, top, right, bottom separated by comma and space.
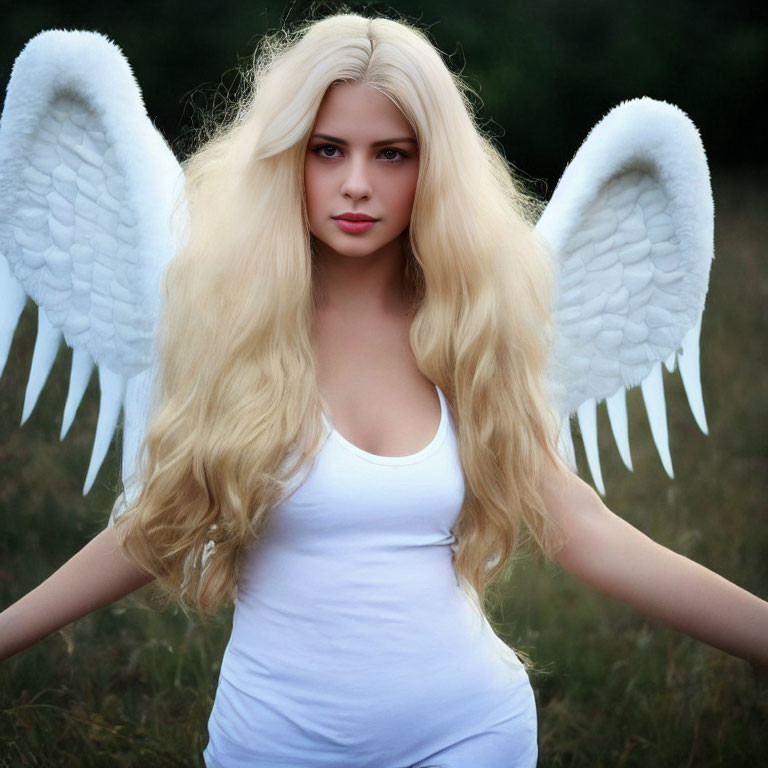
542, 464, 768, 666
0, 525, 154, 660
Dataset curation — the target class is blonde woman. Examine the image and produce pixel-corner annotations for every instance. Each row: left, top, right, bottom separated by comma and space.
1, 14, 766, 768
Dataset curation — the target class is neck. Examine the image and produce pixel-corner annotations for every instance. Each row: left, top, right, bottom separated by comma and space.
311, 238, 411, 317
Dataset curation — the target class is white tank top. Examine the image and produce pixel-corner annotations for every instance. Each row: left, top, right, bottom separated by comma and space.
204, 385, 535, 767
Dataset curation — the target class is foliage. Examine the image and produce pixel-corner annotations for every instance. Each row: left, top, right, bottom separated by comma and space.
0, 0, 766, 182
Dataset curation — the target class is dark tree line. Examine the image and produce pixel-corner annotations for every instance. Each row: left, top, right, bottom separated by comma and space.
1, 0, 766, 191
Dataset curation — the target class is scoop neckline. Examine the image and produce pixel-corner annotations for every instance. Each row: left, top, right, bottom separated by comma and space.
321, 385, 448, 465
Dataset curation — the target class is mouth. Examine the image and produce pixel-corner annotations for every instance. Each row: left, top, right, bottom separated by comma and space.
333, 213, 378, 234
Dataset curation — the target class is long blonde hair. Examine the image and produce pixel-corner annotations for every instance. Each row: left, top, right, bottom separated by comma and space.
113, 13, 565, 617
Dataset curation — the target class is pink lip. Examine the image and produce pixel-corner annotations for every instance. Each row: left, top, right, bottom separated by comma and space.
335, 219, 375, 234
333, 214, 377, 234
334, 212, 377, 221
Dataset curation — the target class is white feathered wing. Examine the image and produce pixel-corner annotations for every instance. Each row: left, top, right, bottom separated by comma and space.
0, 30, 184, 500
538, 98, 713, 493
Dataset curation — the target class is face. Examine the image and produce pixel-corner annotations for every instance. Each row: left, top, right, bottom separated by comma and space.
304, 81, 420, 261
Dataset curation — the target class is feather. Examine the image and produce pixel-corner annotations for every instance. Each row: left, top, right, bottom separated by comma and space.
21, 306, 61, 425
0, 255, 27, 378
577, 398, 605, 495
678, 316, 708, 435
640, 362, 674, 478
61, 347, 94, 439
606, 386, 633, 471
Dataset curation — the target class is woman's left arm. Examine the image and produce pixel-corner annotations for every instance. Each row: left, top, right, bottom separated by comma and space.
542, 464, 768, 667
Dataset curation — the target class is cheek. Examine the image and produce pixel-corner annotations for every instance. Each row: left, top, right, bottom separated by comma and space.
392, 171, 419, 222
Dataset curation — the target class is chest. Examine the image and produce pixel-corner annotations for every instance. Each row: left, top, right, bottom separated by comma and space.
312, 309, 442, 457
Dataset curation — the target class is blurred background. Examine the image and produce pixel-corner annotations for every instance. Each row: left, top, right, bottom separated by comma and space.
1, 1, 766, 766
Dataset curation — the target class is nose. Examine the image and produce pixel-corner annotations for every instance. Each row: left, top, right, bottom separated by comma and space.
339, 154, 371, 200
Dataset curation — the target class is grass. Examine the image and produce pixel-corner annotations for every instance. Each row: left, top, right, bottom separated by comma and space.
1, 169, 766, 766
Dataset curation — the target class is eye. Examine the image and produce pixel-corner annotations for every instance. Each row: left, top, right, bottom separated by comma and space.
379, 148, 407, 161
311, 144, 342, 159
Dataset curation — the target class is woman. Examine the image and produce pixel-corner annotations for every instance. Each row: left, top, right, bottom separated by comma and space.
1, 14, 766, 768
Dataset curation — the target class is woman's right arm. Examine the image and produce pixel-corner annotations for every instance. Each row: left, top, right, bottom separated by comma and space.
0, 525, 154, 660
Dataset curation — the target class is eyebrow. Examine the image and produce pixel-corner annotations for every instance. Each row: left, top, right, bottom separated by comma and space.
311, 133, 418, 147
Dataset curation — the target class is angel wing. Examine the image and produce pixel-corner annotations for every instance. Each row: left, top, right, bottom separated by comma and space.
0, 30, 183, 496
538, 97, 713, 493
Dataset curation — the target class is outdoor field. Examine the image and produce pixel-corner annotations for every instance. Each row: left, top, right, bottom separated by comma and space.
1, 1, 766, 766
2, 170, 765, 767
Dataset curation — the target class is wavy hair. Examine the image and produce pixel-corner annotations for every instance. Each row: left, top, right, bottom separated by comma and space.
113, 13, 566, 617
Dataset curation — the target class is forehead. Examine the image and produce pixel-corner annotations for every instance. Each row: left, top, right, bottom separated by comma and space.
312, 81, 415, 140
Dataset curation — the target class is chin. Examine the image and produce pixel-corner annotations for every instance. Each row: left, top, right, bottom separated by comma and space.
338, 245, 382, 259
324, 237, 387, 260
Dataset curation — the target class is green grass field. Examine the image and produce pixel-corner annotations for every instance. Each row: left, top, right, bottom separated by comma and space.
1, 170, 766, 766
